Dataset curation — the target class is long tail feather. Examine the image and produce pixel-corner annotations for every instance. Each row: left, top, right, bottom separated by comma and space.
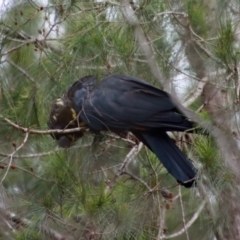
134, 131, 196, 187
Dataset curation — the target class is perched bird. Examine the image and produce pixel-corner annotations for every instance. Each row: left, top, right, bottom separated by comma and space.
48, 74, 198, 187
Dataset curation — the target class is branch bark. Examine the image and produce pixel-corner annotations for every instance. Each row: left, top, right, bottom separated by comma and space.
121, 0, 167, 88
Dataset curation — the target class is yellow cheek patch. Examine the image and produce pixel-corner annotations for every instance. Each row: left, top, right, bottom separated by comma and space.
69, 108, 87, 127
56, 98, 64, 106
53, 115, 57, 121
71, 108, 77, 119
79, 121, 87, 127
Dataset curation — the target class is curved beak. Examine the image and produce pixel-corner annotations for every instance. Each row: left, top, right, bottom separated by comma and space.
57, 136, 73, 148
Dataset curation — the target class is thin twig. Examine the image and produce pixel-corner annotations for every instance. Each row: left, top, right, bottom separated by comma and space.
105, 142, 143, 192
118, 142, 143, 173
1, 132, 29, 183
0, 144, 91, 159
1, 116, 85, 135
183, 81, 206, 107
122, 170, 152, 191
153, 11, 188, 21
0, 207, 70, 240
162, 200, 206, 239
90, 163, 122, 174
121, 0, 166, 87
179, 186, 190, 240
6, 59, 36, 85
106, 133, 136, 145
157, 199, 166, 240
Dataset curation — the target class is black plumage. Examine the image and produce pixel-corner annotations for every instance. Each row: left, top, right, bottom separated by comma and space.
48, 74, 198, 187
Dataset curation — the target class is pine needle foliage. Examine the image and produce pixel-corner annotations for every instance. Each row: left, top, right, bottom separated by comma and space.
1, 0, 240, 239
215, 20, 238, 69
187, 0, 208, 37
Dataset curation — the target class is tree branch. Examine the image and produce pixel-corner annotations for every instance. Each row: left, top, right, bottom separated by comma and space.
0, 207, 71, 240
105, 142, 143, 192
1, 132, 29, 183
121, 0, 167, 88
178, 186, 190, 240
1, 116, 85, 135
161, 201, 206, 239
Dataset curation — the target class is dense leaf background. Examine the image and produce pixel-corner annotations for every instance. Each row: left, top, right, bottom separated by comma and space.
1, 0, 240, 239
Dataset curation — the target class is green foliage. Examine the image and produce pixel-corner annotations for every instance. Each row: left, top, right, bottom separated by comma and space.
194, 135, 219, 169
65, 15, 137, 76
198, 109, 212, 121
15, 230, 42, 240
1, 0, 239, 239
187, 0, 208, 37
215, 20, 238, 69
194, 135, 234, 190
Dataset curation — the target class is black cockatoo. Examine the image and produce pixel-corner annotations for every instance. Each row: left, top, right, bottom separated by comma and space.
48, 74, 198, 187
